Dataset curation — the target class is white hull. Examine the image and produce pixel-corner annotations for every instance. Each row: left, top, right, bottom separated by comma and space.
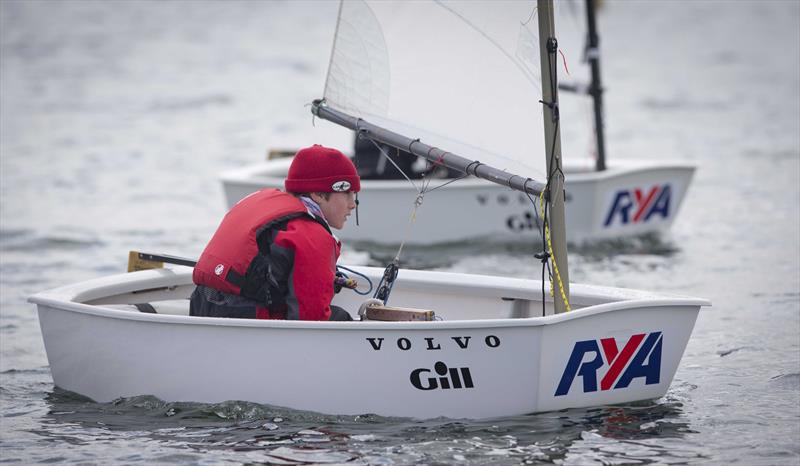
221, 158, 695, 245
30, 266, 707, 419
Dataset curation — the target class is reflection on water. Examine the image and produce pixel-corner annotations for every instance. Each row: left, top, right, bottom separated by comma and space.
37, 388, 696, 464
355, 232, 679, 270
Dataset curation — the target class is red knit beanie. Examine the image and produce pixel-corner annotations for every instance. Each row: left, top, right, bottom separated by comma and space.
285, 145, 361, 193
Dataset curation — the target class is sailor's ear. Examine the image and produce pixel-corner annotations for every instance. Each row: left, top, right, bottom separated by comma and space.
310, 192, 331, 203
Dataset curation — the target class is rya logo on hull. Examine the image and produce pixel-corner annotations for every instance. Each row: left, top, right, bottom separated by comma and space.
555, 332, 662, 396
604, 184, 671, 227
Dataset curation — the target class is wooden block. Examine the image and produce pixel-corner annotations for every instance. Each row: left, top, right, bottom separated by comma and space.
127, 251, 163, 273
365, 304, 435, 321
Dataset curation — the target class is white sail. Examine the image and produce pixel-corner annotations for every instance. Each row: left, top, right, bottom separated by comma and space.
324, 0, 551, 180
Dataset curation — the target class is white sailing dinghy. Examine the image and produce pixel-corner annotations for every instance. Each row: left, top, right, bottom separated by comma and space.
29, 0, 709, 420
220, 0, 696, 245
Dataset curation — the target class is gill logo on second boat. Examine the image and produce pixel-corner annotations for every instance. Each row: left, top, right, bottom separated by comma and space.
554, 332, 662, 396
604, 184, 671, 227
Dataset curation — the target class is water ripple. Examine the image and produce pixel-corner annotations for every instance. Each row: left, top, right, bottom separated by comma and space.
0, 229, 103, 252
23, 390, 701, 464
147, 94, 233, 112
769, 373, 800, 390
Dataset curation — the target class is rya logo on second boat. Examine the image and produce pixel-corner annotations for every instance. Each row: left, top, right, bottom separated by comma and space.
604, 184, 671, 227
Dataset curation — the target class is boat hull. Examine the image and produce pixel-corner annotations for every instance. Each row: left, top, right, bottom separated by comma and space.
221, 158, 696, 245
31, 267, 706, 419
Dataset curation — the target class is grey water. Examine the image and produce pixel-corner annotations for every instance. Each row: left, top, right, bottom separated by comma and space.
1, 0, 797, 464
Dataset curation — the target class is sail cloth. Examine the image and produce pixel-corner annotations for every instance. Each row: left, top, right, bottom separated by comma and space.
324, 0, 556, 181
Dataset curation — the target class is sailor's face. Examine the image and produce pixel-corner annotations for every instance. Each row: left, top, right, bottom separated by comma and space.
316, 191, 356, 229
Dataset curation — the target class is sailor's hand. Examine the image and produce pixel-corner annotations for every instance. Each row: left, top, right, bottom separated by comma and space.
334, 272, 358, 294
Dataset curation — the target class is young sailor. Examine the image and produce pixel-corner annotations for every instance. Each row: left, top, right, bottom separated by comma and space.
190, 145, 360, 321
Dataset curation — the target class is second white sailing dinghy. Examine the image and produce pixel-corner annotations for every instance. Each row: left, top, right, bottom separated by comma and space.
221, 0, 697, 245
29, 0, 709, 419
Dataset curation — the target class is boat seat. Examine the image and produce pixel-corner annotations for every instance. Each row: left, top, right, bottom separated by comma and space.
105, 300, 436, 321
105, 300, 190, 316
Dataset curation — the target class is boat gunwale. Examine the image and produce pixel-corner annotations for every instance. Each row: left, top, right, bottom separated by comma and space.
30, 295, 707, 330
29, 267, 710, 331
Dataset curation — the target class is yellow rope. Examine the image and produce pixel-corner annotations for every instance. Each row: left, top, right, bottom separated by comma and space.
539, 189, 571, 312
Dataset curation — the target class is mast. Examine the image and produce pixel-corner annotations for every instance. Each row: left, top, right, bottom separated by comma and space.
537, 0, 570, 313
585, 0, 606, 171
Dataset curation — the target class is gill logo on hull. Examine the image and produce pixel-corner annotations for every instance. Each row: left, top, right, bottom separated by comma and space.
555, 332, 662, 396
604, 184, 671, 227
410, 361, 474, 391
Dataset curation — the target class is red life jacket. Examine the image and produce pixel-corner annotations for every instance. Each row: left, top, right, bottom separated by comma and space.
193, 189, 311, 301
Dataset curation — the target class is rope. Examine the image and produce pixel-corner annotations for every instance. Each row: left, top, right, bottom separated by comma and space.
524, 179, 549, 317
539, 189, 570, 311
360, 137, 485, 305
336, 265, 373, 296
418, 150, 472, 193
364, 138, 430, 304
423, 174, 470, 193
354, 123, 369, 226
366, 139, 420, 191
